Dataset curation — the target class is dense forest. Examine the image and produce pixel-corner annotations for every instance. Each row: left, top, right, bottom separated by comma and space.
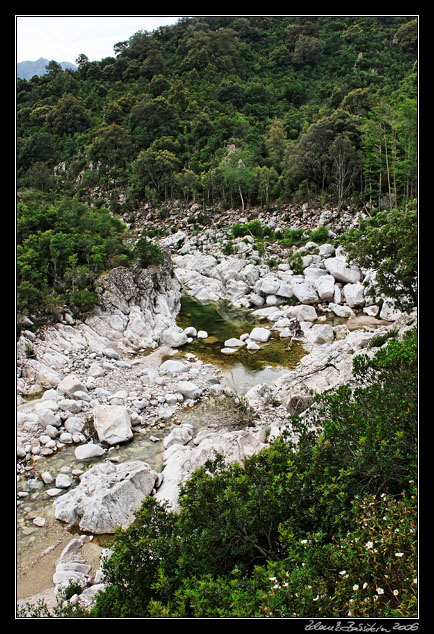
16, 16, 418, 320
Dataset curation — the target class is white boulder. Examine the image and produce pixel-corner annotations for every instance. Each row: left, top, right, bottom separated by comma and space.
258, 275, 281, 296
159, 360, 190, 374
314, 275, 336, 301
324, 257, 361, 284
328, 303, 356, 319
53, 460, 159, 533
343, 283, 365, 308
155, 429, 267, 512
176, 380, 203, 400
163, 424, 194, 450
379, 298, 403, 321
74, 443, 105, 460
306, 324, 335, 345
160, 326, 188, 348
57, 375, 88, 398
286, 304, 318, 322
291, 280, 319, 305
224, 338, 246, 348
93, 405, 133, 446
249, 327, 271, 343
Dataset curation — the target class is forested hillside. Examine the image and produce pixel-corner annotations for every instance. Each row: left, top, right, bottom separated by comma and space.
16, 17, 419, 620
16, 15, 418, 319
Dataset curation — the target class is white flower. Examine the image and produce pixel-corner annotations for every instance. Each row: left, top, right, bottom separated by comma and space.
363, 583, 368, 589
395, 552, 404, 557
269, 576, 277, 581
393, 590, 399, 596
313, 595, 319, 601
365, 541, 374, 549
339, 570, 346, 576
376, 587, 384, 595
300, 539, 308, 544
353, 584, 359, 591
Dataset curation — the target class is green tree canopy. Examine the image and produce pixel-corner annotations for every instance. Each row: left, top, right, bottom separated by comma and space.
47, 93, 91, 136
339, 203, 417, 310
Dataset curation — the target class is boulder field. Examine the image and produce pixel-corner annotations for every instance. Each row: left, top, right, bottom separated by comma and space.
16, 206, 417, 611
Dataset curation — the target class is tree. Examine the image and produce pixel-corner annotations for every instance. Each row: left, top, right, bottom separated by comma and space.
330, 134, 362, 207
113, 41, 129, 56
130, 148, 180, 201
218, 146, 256, 211
89, 123, 133, 167
129, 96, 177, 147
47, 94, 91, 136
285, 111, 361, 199
292, 35, 325, 68
254, 165, 278, 207
75, 54, 90, 70
133, 236, 165, 268
265, 121, 287, 170
339, 203, 417, 310
361, 97, 417, 209
45, 60, 62, 75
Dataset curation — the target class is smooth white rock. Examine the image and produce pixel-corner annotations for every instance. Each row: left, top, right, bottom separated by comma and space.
249, 327, 271, 343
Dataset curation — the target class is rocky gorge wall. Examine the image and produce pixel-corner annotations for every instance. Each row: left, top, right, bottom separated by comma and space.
17, 250, 181, 396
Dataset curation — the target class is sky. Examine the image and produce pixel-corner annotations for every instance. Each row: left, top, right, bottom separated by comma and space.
16, 15, 186, 64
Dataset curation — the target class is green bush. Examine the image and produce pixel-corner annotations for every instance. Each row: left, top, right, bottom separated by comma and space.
288, 251, 304, 274
70, 289, 98, 313
133, 236, 165, 268
309, 224, 329, 244
16, 196, 130, 318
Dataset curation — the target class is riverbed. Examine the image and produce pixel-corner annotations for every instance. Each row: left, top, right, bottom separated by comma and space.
17, 296, 308, 601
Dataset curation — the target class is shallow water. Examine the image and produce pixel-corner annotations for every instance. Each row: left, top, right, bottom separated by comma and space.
174, 295, 305, 389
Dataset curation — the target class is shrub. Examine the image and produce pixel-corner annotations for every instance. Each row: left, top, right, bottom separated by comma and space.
70, 289, 98, 313
309, 224, 329, 244
288, 251, 304, 274
133, 236, 165, 268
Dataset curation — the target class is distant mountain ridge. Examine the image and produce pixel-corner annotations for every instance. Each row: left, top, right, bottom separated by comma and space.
17, 57, 77, 80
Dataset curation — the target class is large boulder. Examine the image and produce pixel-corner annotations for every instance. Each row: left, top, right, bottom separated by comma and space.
176, 381, 203, 400
324, 257, 361, 284
306, 324, 335, 345
343, 282, 365, 308
53, 460, 159, 533
328, 303, 356, 319
52, 536, 91, 587
291, 280, 319, 305
258, 275, 281, 296
93, 405, 133, 446
74, 443, 105, 460
163, 424, 194, 450
314, 274, 336, 301
160, 326, 188, 348
286, 304, 318, 322
249, 327, 271, 343
159, 359, 190, 374
155, 429, 267, 512
276, 282, 293, 300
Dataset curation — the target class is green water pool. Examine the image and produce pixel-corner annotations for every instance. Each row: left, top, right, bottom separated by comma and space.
173, 295, 306, 391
